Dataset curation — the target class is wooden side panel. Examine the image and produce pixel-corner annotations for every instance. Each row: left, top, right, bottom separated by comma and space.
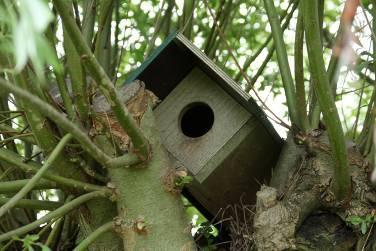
186, 118, 281, 217
154, 67, 250, 175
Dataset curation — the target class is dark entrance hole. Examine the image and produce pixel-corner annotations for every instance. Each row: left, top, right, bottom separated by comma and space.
180, 102, 214, 138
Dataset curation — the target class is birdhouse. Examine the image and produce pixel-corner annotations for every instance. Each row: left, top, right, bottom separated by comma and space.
126, 33, 283, 217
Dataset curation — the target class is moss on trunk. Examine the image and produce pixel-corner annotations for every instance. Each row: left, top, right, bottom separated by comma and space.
108, 106, 195, 250
253, 133, 375, 250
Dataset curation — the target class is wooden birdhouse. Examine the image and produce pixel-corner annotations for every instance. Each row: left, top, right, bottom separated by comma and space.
125, 33, 283, 217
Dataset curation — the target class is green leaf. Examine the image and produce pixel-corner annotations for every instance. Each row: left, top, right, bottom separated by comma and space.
348, 216, 362, 225
41, 246, 51, 251
12, 0, 56, 78
361, 222, 367, 235
175, 175, 193, 187
365, 215, 373, 222
36, 243, 52, 251
19, 0, 53, 33
27, 235, 39, 242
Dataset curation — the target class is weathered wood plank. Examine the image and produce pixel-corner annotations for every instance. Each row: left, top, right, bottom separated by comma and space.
154, 67, 251, 175
186, 118, 280, 216
196, 115, 257, 182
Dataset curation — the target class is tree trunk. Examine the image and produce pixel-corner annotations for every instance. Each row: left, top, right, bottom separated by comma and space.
253, 132, 375, 250
108, 106, 195, 250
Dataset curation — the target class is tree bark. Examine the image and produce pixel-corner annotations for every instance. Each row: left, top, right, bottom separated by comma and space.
108, 106, 195, 250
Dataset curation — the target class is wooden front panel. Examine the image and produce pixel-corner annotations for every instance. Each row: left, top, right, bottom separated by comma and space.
154, 67, 251, 176
186, 119, 281, 217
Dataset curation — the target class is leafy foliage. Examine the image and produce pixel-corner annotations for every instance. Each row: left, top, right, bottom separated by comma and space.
13, 234, 51, 251
347, 214, 376, 235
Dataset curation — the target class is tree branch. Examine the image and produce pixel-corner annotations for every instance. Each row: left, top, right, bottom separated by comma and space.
245, 45, 275, 92
0, 134, 72, 218
52, 0, 150, 160
94, 0, 114, 75
81, 0, 97, 45
73, 221, 113, 251
235, 0, 298, 82
106, 153, 140, 169
0, 78, 112, 167
45, 25, 76, 120
0, 198, 63, 211
263, 0, 298, 126
0, 148, 112, 195
64, 25, 89, 123
303, 0, 350, 199
0, 191, 105, 242
294, 2, 309, 133
0, 133, 33, 148
0, 179, 56, 193
0, 124, 36, 145
203, 0, 290, 129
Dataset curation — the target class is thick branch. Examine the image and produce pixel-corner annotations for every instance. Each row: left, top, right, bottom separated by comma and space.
94, 0, 114, 75
0, 198, 62, 211
64, 27, 89, 123
45, 26, 76, 120
303, 0, 350, 199
294, 3, 309, 133
0, 179, 56, 193
106, 153, 140, 169
12, 71, 83, 180
107, 106, 195, 249
81, 0, 97, 45
263, 0, 298, 126
181, 0, 195, 39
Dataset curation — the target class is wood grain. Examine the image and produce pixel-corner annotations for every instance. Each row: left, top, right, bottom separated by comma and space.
154, 67, 251, 176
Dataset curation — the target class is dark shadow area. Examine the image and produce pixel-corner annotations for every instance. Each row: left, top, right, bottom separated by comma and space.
180, 102, 214, 138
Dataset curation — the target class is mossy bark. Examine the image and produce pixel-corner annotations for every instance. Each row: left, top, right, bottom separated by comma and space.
253, 134, 375, 250
108, 106, 195, 250
78, 199, 121, 251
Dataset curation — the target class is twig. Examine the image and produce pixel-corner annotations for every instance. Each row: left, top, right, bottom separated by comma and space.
0, 133, 72, 218
0, 191, 105, 242
0, 148, 112, 195
0, 133, 33, 148
0, 114, 23, 125
0, 78, 114, 167
235, 0, 298, 82
361, 222, 374, 251
203, 0, 290, 129
352, 40, 373, 139
72, 221, 113, 251
53, 0, 150, 160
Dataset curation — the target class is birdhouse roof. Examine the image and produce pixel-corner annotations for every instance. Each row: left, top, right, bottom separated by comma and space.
125, 32, 282, 144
